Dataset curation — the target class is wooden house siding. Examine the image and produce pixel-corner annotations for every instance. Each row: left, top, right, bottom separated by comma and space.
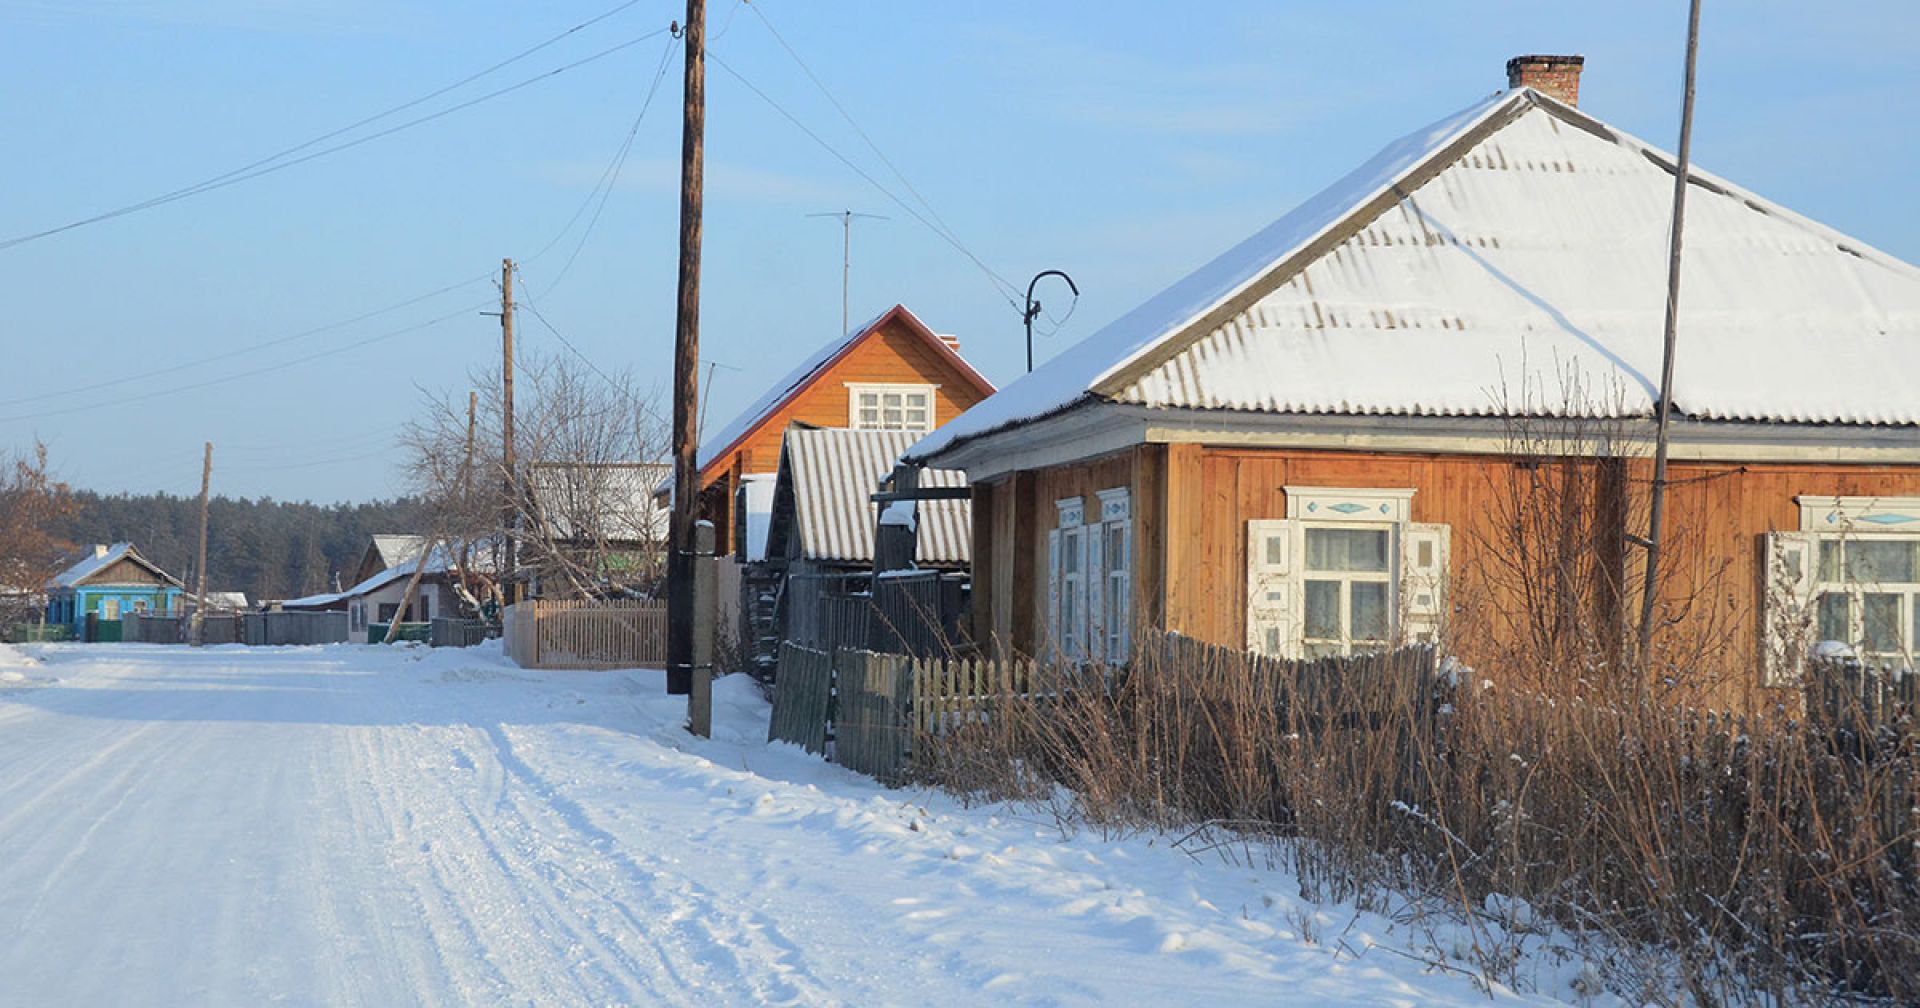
971, 442, 1920, 685
92, 557, 169, 587
696, 310, 993, 557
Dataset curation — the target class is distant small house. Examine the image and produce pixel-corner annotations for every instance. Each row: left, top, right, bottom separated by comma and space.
45, 543, 186, 642
286, 542, 486, 640
352, 534, 428, 586
670, 304, 995, 559
523, 461, 671, 596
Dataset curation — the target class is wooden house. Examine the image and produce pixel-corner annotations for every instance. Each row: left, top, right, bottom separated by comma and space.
45, 543, 186, 642
351, 535, 427, 586
684, 304, 994, 560
905, 57, 1920, 690
523, 460, 671, 596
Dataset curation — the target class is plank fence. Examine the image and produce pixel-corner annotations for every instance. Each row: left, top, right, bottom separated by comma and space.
769, 637, 1444, 786
502, 599, 668, 670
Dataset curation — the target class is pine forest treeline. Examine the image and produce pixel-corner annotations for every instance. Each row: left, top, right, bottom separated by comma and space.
53, 491, 426, 603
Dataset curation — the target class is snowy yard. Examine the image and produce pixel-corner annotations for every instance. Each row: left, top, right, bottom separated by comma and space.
0, 642, 1569, 1007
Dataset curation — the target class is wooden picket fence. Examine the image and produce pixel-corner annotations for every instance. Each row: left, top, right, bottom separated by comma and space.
503, 599, 667, 670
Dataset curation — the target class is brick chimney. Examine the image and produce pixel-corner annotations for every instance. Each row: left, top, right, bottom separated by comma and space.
936, 333, 962, 353
1506, 54, 1584, 107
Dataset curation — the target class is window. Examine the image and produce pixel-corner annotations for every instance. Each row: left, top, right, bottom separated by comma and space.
1048, 498, 1087, 661
1302, 527, 1393, 658
1047, 489, 1133, 663
1095, 489, 1132, 662
1766, 498, 1920, 682
1814, 537, 1920, 661
378, 602, 399, 624
1247, 487, 1448, 659
100, 598, 120, 620
848, 384, 934, 431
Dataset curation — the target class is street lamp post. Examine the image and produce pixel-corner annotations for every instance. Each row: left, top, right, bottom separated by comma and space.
1023, 269, 1079, 373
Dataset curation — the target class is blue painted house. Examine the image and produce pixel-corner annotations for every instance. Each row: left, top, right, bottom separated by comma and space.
45, 543, 186, 642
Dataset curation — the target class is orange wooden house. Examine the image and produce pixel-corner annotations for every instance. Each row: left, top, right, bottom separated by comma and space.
689, 304, 995, 561
905, 58, 1920, 690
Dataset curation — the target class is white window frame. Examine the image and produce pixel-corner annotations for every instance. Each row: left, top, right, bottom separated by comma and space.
846, 383, 936, 432
1249, 487, 1448, 659
1767, 496, 1920, 681
1048, 497, 1087, 662
1095, 488, 1132, 663
1298, 522, 1397, 659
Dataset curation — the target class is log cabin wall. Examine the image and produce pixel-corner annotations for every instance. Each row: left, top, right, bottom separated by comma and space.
975, 440, 1920, 688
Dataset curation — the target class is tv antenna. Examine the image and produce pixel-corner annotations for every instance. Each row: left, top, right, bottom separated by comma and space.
807, 210, 888, 336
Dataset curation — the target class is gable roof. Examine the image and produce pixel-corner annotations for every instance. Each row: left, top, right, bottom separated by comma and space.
767, 426, 970, 566
908, 88, 1920, 464
49, 543, 183, 590
697, 304, 994, 484
526, 461, 670, 543
367, 534, 427, 570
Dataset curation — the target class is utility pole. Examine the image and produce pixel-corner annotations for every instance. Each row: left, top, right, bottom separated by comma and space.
667, 0, 706, 703
1637, 0, 1704, 670
500, 258, 518, 605
807, 210, 887, 336
191, 441, 212, 646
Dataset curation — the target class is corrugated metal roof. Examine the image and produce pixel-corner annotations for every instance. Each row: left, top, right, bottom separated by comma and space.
779, 428, 969, 566
909, 89, 1920, 463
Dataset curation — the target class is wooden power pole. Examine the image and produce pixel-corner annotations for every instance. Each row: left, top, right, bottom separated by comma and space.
1637, 0, 1704, 669
667, 0, 706, 712
500, 258, 518, 605
191, 441, 212, 645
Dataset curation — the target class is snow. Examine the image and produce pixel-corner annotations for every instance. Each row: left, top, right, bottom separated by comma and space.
0, 642, 1582, 1006
905, 91, 1512, 464
908, 87, 1920, 465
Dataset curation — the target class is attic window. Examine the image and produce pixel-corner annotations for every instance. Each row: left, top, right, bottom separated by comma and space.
848, 383, 934, 432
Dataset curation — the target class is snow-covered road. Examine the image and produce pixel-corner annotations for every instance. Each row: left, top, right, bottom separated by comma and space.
0, 643, 1565, 1006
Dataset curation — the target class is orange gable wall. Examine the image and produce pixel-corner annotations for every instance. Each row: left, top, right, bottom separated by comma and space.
702, 315, 992, 485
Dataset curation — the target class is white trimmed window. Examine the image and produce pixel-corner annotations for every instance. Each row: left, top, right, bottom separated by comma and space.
1095, 488, 1132, 662
1048, 489, 1134, 664
1247, 487, 1449, 659
1766, 497, 1920, 681
1048, 497, 1087, 661
847, 383, 934, 432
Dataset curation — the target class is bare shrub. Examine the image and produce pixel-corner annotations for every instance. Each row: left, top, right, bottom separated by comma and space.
917, 630, 1919, 1004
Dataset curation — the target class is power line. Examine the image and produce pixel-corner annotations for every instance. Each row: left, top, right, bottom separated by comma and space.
525, 34, 680, 295
0, 272, 493, 408
706, 49, 1025, 312
513, 272, 668, 428
745, 3, 998, 293
1, 25, 673, 252
0, 301, 488, 425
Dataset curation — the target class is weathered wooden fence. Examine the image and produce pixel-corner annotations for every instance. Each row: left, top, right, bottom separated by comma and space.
780, 571, 969, 663
769, 638, 1444, 786
502, 599, 667, 670
242, 611, 350, 645
429, 617, 492, 648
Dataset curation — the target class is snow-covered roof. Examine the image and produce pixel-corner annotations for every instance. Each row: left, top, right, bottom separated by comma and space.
695, 304, 992, 482
526, 461, 670, 543
908, 89, 1920, 464
368, 535, 427, 570
48, 543, 183, 590
769, 427, 969, 566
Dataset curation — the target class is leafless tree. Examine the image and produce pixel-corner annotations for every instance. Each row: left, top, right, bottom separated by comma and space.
399, 352, 669, 609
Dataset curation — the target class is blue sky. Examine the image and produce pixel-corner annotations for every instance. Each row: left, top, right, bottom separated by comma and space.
3, 1, 1915, 503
